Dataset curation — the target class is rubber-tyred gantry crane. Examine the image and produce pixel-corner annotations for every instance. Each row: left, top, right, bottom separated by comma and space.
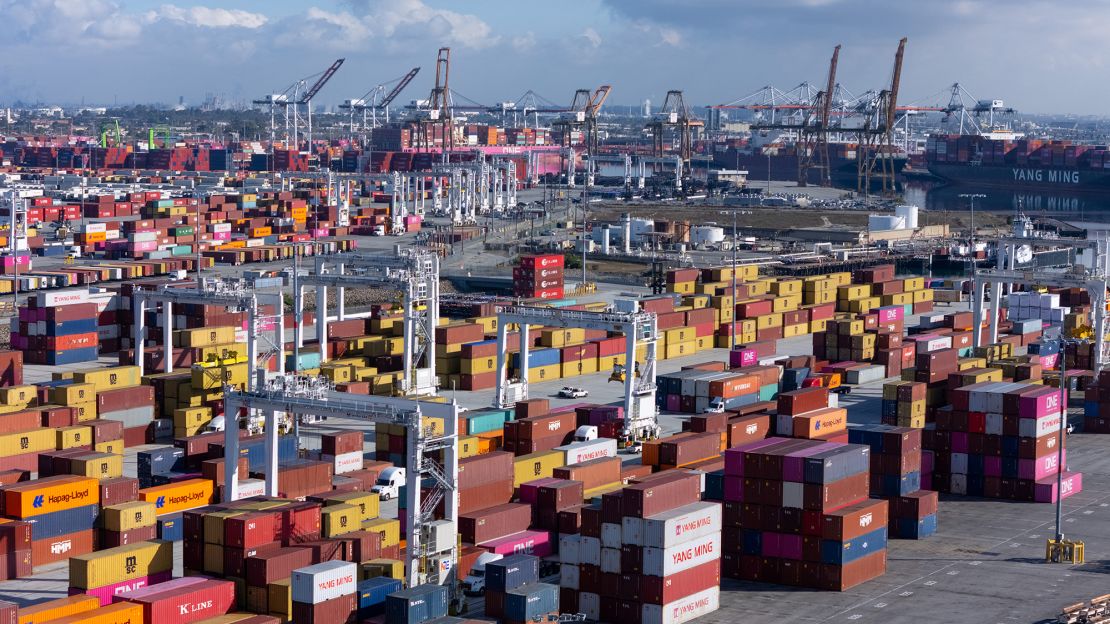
797, 44, 840, 187
415, 48, 454, 154
857, 38, 906, 196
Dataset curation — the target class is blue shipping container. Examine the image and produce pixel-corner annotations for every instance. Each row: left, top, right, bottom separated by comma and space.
138, 446, 185, 478
45, 348, 98, 365
704, 470, 725, 501
45, 317, 97, 337
894, 513, 937, 540
877, 471, 921, 497
820, 526, 888, 565
504, 583, 559, 621
385, 584, 448, 624
27, 504, 98, 541
486, 554, 540, 593
510, 348, 560, 368
359, 577, 403, 616
157, 514, 183, 541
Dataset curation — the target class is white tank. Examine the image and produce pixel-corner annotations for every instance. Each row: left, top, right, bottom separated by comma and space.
868, 214, 905, 231
622, 214, 632, 254
690, 225, 725, 245
894, 205, 919, 229
601, 226, 611, 255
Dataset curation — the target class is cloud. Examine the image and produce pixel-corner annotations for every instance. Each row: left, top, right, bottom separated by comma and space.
154, 5, 269, 29
295, 0, 497, 51
512, 32, 537, 52
581, 27, 602, 49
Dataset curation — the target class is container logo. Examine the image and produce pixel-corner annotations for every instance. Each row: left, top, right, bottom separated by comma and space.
156, 496, 166, 509
32, 495, 44, 509
50, 539, 72, 554
125, 555, 137, 574
180, 600, 213, 616
859, 513, 873, 528
745, 424, 758, 435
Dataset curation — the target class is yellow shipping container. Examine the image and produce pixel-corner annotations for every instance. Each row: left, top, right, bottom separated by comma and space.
783, 323, 807, 338
174, 407, 212, 429
362, 517, 401, 547
192, 362, 249, 391
175, 327, 237, 348
461, 356, 497, 375
755, 313, 783, 330
513, 450, 565, 487
881, 293, 913, 306
809, 319, 829, 333
95, 440, 123, 455
540, 328, 585, 348
769, 279, 802, 296
913, 289, 934, 303
70, 453, 123, 479
73, 366, 141, 392
16, 595, 100, 624
458, 435, 481, 458
72, 401, 96, 423
772, 295, 801, 313
46, 603, 144, 624
803, 290, 836, 305
139, 478, 214, 516
845, 297, 880, 314
56, 425, 93, 450
50, 383, 96, 406
597, 354, 625, 372
0, 429, 55, 458
322, 503, 361, 537
671, 281, 695, 295
360, 559, 404, 581
101, 501, 158, 532
203, 511, 245, 545
837, 285, 870, 300
561, 358, 598, 379
665, 340, 696, 360
0, 386, 35, 407
69, 540, 174, 589
903, 277, 925, 292
324, 492, 380, 522
665, 328, 695, 344
268, 579, 292, 620
523, 363, 560, 384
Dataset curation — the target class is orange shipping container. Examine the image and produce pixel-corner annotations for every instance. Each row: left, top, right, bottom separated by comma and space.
139, 478, 214, 516
249, 226, 272, 238
44, 602, 143, 624
18, 595, 100, 624
791, 407, 848, 439
3, 475, 99, 518
708, 374, 759, 399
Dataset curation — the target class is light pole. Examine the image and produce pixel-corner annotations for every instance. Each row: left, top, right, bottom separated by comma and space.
721, 208, 740, 348
1044, 327, 1080, 562
958, 193, 986, 249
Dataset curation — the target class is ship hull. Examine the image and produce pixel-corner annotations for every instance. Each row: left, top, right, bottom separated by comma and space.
718, 151, 907, 191
927, 162, 1110, 193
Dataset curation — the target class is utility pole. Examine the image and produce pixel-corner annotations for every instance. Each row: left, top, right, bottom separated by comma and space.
959, 193, 986, 277
731, 207, 738, 349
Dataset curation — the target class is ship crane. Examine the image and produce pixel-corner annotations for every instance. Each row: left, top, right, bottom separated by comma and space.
646, 90, 696, 178
415, 48, 454, 156
553, 85, 612, 186
340, 67, 420, 141
797, 44, 841, 187
254, 59, 344, 150
856, 37, 906, 196
939, 83, 1016, 135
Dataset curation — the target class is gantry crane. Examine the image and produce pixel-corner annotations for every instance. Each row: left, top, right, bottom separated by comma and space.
857, 38, 906, 196
797, 44, 841, 187
646, 90, 695, 178
415, 48, 454, 154
340, 67, 421, 141
254, 59, 344, 149
299, 58, 345, 150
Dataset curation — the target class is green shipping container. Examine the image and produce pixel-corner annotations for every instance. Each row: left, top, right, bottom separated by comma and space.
758, 383, 778, 402
464, 410, 508, 435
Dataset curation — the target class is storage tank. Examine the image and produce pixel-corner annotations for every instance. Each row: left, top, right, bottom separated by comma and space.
630, 218, 655, 244
894, 205, 919, 229
690, 225, 725, 246
622, 214, 631, 253
868, 214, 905, 231
600, 226, 611, 255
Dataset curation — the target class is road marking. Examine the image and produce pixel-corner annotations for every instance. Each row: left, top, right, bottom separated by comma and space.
874, 603, 887, 608
924, 581, 937, 586
899, 591, 914, 597
1066, 518, 1076, 523
1010, 543, 1021, 547
1083, 510, 1094, 515
947, 571, 959, 575
968, 561, 982, 565
847, 615, 862, 620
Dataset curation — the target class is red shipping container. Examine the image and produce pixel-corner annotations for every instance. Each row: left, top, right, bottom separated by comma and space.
121, 578, 235, 623
32, 529, 95, 565
225, 512, 278, 549
322, 431, 363, 456
821, 498, 889, 541
96, 386, 154, 413
621, 471, 701, 518
639, 559, 721, 605
777, 387, 829, 416
245, 546, 314, 586
459, 503, 532, 544
99, 525, 158, 547
291, 593, 356, 624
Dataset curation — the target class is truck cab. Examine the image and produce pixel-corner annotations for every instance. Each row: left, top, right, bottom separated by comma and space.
703, 398, 726, 414
371, 467, 406, 501
573, 426, 598, 442
461, 552, 504, 596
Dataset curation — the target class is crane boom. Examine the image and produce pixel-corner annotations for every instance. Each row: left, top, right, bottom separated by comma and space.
587, 85, 612, 116
301, 58, 345, 103
819, 45, 840, 129
381, 67, 420, 109
886, 38, 907, 129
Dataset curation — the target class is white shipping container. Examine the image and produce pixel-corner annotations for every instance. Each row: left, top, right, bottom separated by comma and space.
641, 586, 720, 624
951, 473, 967, 495
1020, 412, 1062, 439
84, 223, 107, 233
600, 522, 622, 549
559, 534, 580, 565
622, 516, 644, 546
641, 502, 722, 550
951, 453, 968, 475
600, 547, 622, 574
985, 413, 1003, 436
782, 481, 804, 509
325, 451, 364, 474
291, 560, 357, 604
642, 533, 720, 577
579, 536, 601, 566
36, 289, 91, 307
237, 479, 266, 498
918, 336, 952, 354
580, 592, 600, 622
556, 438, 618, 466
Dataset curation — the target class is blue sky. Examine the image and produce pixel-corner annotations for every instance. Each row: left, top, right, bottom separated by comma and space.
0, 0, 1107, 114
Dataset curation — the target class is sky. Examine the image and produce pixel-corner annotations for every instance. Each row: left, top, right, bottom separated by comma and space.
0, 0, 1106, 115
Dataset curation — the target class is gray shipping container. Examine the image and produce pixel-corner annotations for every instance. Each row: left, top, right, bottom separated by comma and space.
504, 583, 559, 621
803, 445, 870, 484
385, 584, 448, 624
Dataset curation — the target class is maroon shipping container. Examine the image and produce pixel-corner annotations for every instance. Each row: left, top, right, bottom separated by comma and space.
895, 490, 939, 519
201, 457, 251, 485
639, 559, 721, 605
0, 521, 31, 552
536, 480, 584, 511
224, 544, 280, 578
459, 479, 514, 515
552, 456, 621, 491
689, 412, 728, 433
99, 477, 140, 506
342, 530, 383, 562
99, 525, 157, 547
32, 529, 94, 566
0, 351, 22, 387
580, 506, 602, 538
290, 594, 356, 624
727, 413, 772, 448
297, 540, 347, 564
777, 387, 829, 416
459, 503, 532, 544
821, 498, 889, 541
122, 578, 235, 623
225, 512, 278, 549
515, 398, 549, 419
245, 546, 314, 585
458, 452, 514, 490
659, 432, 721, 467
322, 431, 363, 456
516, 411, 576, 441
85, 419, 124, 445
0, 411, 40, 435
621, 472, 701, 518
804, 472, 870, 512
96, 386, 154, 413
819, 549, 887, 591
40, 406, 78, 428
0, 551, 29, 581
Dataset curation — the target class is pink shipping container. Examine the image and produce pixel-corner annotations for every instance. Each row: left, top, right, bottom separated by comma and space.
1019, 450, 1065, 480
728, 348, 757, 368
479, 529, 554, 558
71, 571, 172, 606
1034, 470, 1083, 503
1018, 387, 1063, 418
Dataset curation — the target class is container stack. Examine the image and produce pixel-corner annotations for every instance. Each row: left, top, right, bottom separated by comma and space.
655, 368, 770, 413
99, 500, 158, 547
514, 254, 565, 300
116, 575, 236, 622
3, 475, 100, 568
1083, 370, 1110, 433
484, 554, 559, 623
929, 381, 1083, 502
69, 540, 174, 605
560, 471, 722, 624
847, 424, 939, 539
291, 560, 358, 623
720, 438, 887, 590
14, 292, 99, 364
385, 584, 449, 624
774, 387, 848, 443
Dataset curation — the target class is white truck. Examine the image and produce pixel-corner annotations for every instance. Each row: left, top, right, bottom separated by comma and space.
573, 426, 598, 442
461, 552, 504, 596
371, 467, 406, 501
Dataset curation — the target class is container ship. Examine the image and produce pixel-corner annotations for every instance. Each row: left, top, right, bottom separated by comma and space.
712, 142, 908, 189
926, 133, 1110, 193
